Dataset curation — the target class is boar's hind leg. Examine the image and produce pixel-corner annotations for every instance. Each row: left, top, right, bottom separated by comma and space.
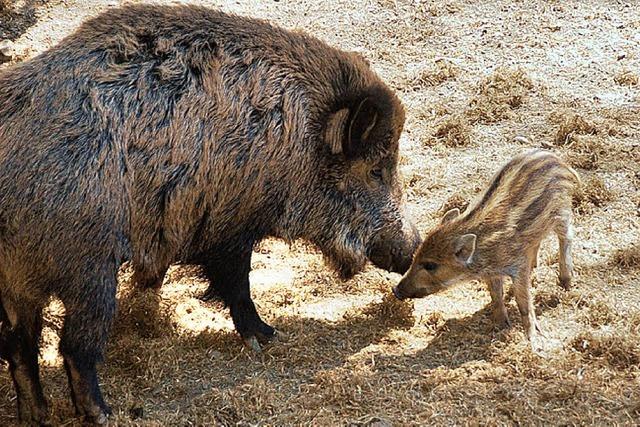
555, 217, 574, 290
58, 270, 117, 425
203, 248, 275, 351
0, 296, 50, 425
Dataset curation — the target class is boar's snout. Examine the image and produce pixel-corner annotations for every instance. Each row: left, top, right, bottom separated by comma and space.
369, 221, 420, 274
392, 284, 407, 300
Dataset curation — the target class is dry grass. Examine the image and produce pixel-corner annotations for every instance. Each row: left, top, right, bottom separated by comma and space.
2, 0, 640, 426
563, 135, 607, 170
428, 113, 471, 147
571, 330, 640, 370
551, 110, 599, 145
578, 299, 620, 327
466, 67, 533, 123
614, 68, 639, 86
611, 245, 640, 269
438, 192, 470, 215
573, 175, 615, 214
409, 59, 459, 88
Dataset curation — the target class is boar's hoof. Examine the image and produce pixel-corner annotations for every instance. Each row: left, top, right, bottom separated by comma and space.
244, 336, 263, 353
272, 329, 288, 342
243, 328, 286, 353
81, 410, 109, 426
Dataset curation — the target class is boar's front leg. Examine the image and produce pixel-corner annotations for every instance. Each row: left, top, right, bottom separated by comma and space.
202, 247, 275, 352
58, 268, 117, 425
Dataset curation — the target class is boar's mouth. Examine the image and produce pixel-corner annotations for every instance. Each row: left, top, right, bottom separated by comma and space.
368, 240, 415, 274
367, 221, 420, 274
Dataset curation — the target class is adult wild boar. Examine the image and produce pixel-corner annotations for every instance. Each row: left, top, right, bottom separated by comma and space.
0, 4, 418, 425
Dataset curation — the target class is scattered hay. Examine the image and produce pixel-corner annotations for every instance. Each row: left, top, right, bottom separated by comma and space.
550, 110, 623, 145
572, 175, 615, 214
534, 289, 561, 309
410, 59, 459, 88
466, 67, 533, 123
551, 111, 598, 145
419, 0, 461, 16
438, 192, 470, 215
429, 114, 471, 147
564, 135, 607, 170
614, 69, 639, 86
571, 330, 640, 369
360, 293, 415, 330
419, 311, 446, 331
611, 245, 640, 269
578, 300, 620, 327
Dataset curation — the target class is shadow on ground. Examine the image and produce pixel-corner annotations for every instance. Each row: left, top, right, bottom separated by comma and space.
0, 0, 47, 41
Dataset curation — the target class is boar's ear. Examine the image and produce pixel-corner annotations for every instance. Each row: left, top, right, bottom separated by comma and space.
441, 208, 460, 224
325, 108, 350, 154
454, 233, 477, 265
325, 98, 378, 156
346, 97, 378, 156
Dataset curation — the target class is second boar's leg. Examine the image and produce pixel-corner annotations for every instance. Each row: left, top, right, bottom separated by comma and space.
487, 276, 510, 329
132, 265, 168, 290
58, 268, 117, 426
555, 217, 574, 290
511, 264, 541, 340
0, 296, 50, 425
203, 247, 275, 351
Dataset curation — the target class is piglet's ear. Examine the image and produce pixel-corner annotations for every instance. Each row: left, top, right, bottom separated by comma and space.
455, 233, 477, 265
441, 208, 460, 224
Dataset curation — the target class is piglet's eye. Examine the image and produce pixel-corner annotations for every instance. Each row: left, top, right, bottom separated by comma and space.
423, 262, 438, 271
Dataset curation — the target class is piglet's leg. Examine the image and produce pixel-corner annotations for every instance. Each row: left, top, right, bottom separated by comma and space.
556, 218, 574, 290
487, 276, 510, 329
512, 265, 541, 341
530, 242, 541, 270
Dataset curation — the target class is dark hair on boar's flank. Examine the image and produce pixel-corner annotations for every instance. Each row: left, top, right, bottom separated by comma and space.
0, 4, 419, 425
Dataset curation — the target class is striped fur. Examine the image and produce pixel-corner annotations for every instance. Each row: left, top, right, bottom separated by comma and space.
394, 149, 580, 342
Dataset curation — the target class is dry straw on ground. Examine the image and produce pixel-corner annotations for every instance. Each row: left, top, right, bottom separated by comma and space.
611, 245, 640, 269
466, 67, 533, 123
564, 135, 607, 170
410, 58, 459, 88
614, 68, 639, 86
429, 113, 471, 147
572, 175, 615, 214
2, 0, 640, 426
438, 192, 470, 215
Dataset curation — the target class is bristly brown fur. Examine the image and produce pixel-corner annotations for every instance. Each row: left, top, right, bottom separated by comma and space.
0, 4, 420, 423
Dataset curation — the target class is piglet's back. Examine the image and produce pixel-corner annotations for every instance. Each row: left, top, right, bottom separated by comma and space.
462, 149, 579, 249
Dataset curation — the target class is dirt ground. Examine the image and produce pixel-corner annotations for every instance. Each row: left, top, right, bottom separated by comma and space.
1, 0, 639, 425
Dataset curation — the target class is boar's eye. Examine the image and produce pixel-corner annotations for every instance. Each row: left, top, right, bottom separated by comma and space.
423, 262, 438, 271
369, 167, 384, 181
